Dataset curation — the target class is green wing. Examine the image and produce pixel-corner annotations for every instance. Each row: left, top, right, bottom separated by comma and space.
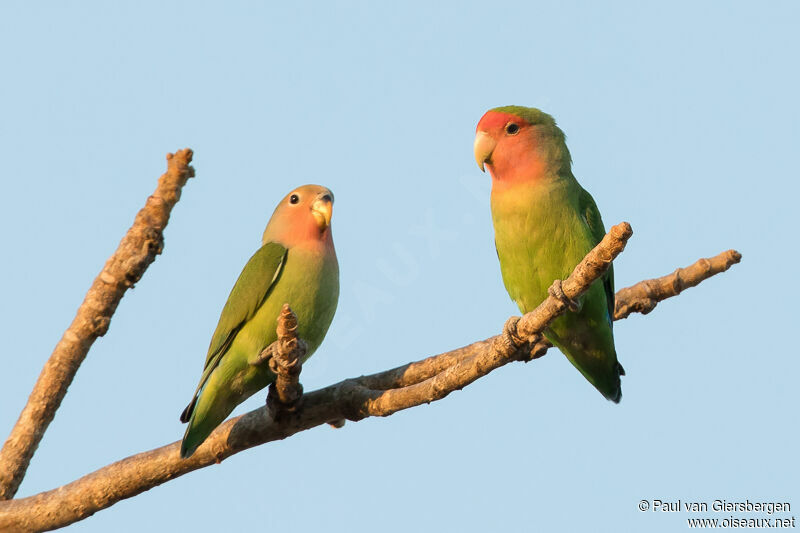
180, 242, 288, 422
205, 242, 288, 363
579, 187, 615, 328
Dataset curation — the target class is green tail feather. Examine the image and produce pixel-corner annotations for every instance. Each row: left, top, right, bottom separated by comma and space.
180, 388, 237, 459
545, 326, 622, 403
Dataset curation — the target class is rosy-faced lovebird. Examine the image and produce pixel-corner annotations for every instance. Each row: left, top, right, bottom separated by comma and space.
179, 185, 339, 457
474, 106, 624, 402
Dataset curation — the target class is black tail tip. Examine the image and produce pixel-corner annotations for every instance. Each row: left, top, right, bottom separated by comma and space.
612, 374, 623, 403
179, 398, 197, 423
609, 361, 625, 403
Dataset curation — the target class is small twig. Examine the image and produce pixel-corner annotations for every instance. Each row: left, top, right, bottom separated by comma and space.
262, 305, 306, 420
254, 305, 342, 427
0, 149, 194, 501
614, 249, 742, 319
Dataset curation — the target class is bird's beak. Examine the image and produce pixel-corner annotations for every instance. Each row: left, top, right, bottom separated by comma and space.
311, 194, 333, 230
474, 131, 496, 172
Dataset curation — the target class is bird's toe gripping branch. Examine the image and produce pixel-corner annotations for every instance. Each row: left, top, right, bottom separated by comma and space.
500, 316, 527, 354
256, 304, 307, 421
497, 316, 548, 362
548, 279, 581, 313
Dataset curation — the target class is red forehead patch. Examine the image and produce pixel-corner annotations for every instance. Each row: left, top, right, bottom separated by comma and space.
476, 110, 530, 132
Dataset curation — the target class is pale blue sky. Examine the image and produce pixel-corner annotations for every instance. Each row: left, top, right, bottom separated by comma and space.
1, 2, 797, 531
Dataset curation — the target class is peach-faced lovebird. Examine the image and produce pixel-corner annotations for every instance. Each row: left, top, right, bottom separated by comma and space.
474, 106, 624, 402
179, 185, 339, 457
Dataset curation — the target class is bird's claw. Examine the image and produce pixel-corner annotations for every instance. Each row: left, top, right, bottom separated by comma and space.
268, 355, 299, 375
548, 279, 580, 312
502, 316, 527, 349
501, 316, 543, 362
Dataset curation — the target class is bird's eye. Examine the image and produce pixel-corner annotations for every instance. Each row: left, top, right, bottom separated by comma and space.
289, 194, 300, 204
505, 123, 520, 135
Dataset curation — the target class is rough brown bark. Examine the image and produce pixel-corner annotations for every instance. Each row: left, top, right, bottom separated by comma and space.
0, 149, 195, 502
263, 304, 307, 419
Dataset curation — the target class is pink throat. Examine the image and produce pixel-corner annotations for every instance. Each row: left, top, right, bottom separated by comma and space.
283, 225, 334, 251
486, 150, 547, 192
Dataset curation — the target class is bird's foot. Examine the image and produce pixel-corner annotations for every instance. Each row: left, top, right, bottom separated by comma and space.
500, 316, 540, 360
502, 316, 527, 348
268, 354, 300, 374
548, 279, 580, 312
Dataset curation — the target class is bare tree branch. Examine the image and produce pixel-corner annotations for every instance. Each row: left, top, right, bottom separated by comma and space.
0, 149, 195, 501
0, 219, 743, 532
614, 249, 742, 319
